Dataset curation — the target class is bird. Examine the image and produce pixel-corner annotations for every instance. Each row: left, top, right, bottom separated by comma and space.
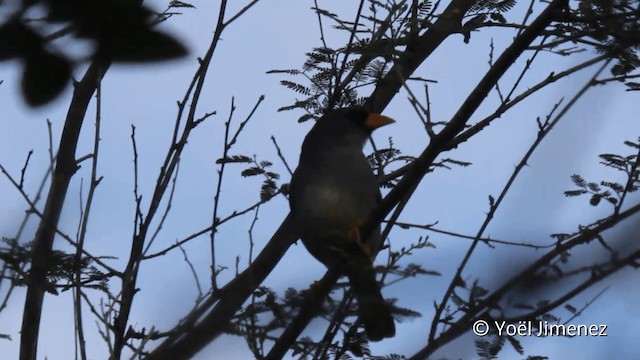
289, 107, 396, 341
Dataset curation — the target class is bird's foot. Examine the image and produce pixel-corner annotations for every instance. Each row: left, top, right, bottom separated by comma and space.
347, 220, 372, 258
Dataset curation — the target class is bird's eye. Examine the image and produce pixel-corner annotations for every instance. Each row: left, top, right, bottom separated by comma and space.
346, 108, 369, 126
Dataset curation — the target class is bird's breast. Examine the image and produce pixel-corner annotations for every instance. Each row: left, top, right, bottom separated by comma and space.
292, 170, 378, 233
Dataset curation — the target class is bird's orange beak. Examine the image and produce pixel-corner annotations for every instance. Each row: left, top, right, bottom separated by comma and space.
365, 113, 395, 129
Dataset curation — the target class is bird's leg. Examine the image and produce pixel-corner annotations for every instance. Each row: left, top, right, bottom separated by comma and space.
347, 220, 372, 258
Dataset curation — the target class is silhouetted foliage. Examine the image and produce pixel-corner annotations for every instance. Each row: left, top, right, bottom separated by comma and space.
0, 0, 190, 106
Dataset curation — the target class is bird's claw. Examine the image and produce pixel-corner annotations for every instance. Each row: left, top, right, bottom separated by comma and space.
347, 220, 372, 258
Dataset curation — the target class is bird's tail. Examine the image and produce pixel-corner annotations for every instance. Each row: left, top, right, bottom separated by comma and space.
344, 257, 395, 341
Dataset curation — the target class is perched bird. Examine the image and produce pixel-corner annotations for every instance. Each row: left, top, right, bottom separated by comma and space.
289, 107, 396, 341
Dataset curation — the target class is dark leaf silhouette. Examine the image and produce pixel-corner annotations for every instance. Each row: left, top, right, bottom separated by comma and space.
22, 51, 72, 106
0, 0, 189, 106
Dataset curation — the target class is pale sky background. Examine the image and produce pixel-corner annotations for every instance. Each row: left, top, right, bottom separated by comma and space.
1, 1, 640, 359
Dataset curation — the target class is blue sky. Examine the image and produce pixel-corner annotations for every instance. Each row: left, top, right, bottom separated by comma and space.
1, 1, 640, 359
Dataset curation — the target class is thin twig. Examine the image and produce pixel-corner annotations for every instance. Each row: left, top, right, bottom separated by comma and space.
313, 0, 328, 49
143, 161, 181, 255
19, 150, 33, 189
143, 197, 271, 259
72, 78, 104, 360
178, 243, 203, 298
211, 98, 236, 290
270, 136, 293, 176
391, 221, 556, 249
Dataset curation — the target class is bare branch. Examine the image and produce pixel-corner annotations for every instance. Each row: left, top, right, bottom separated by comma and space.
20, 58, 110, 360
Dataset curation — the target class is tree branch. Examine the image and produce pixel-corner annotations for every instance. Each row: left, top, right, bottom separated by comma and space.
20, 58, 111, 360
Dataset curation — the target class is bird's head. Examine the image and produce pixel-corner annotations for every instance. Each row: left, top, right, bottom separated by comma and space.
302, 107, 395, 153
